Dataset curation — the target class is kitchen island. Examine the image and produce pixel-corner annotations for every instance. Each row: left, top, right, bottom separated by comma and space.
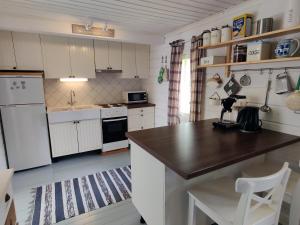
126, 119, 300, 225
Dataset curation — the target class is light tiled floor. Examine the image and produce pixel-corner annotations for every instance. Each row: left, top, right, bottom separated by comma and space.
12, 151, 141, 225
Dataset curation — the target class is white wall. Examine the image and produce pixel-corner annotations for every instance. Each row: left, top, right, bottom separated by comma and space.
144, 0, 300, 137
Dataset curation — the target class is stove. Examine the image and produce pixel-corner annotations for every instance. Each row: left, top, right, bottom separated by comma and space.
98, 104, 129, 152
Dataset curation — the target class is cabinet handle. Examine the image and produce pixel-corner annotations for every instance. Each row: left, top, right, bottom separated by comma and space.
141, 114, 144, 117
141, 109, 144, 112
5, 193, 10, 203
13, 67, 17, 70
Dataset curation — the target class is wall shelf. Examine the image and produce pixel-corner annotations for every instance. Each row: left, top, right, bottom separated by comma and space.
198, 57, 300, 69
198, 25, 300, 50
198, 25, 300, 76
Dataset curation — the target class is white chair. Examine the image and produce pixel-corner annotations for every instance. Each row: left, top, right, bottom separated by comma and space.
188, 163, 291, 225
242, 161, 300, 225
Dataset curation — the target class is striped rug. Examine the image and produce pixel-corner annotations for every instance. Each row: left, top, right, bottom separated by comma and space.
26, 166, 131, 225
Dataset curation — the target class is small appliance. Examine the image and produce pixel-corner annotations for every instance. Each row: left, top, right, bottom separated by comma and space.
237, 106, 262, 133
100, 104, 128, 152
275, 39, 300, 58
0, 74, 51, 171
123, 91, 148, 104
213, 95, 246, 129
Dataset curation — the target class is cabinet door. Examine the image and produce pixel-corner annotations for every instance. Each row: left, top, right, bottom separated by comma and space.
136, 44, 150, 79
128, 114, 142, 132
12, 32, 43, 70
49, 122, 78, 157
70, 38, 96, 78
77, 119, 102, 153
109, 42, 122, 70
121, 43, 136, 78
94, 40, 109, 70
141, 112, 155, 130
0, 31, 16, 70
41, 35, 72, 79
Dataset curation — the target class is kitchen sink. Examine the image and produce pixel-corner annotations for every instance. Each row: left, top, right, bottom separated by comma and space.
47, 105, 99, 112
47, 105, 101, 123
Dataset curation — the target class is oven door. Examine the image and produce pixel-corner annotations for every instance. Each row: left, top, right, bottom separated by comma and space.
102, 117, 128, 144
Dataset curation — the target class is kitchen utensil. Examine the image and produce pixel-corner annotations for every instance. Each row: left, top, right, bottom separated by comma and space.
237, 106, 262, 133
224, 76, 242, 96
286, 90, 300, 112
207, 74, 223, 89
211, 28, 221, 45
275, 72, 293, 94
284, 0, 300, 28
286, 75, 300, 112
202, 30, 211, 46
240, 73, 251, 86
256, 18, 273, 34
275, 39, 300, 58
208, 91, 221, 105
260, 78, 272, 113
221, 25, 232, 43
233, 45, 247, 62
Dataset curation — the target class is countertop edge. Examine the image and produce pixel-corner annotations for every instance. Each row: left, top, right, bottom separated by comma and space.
127, 130, 300, 180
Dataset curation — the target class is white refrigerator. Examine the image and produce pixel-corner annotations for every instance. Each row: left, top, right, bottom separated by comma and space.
0, 76, 51, 171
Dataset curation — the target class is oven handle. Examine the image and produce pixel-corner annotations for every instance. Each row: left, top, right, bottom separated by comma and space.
103, 118, 127, 122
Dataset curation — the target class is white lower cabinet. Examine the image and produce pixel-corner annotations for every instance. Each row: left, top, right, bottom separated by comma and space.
49, 119, 102, 158
128, 107, 155, 132
77, 119, 102, 153
49, 122, 78, 158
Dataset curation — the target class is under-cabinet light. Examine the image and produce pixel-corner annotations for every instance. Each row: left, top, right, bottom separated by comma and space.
60, 78, 88, 82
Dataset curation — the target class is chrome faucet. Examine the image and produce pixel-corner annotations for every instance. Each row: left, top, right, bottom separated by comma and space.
68, 90, 76, 106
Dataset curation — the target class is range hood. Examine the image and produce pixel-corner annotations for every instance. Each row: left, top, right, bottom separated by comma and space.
95, 69, 122, 73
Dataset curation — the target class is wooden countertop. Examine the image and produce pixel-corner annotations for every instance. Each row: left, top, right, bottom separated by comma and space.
126, 119, 300, 179
125, 103, 156, 109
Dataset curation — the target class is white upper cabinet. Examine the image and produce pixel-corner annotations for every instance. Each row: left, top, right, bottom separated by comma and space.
136, 44, 150, 79
121, 43, 137, 78
69, 38, 95, 78
108, 42, 122, 70
94, 40, 122, 71
41, 35, 72, 79
12, 32, 43, 70
0, 31, 16, 70
94, 40, 109, 70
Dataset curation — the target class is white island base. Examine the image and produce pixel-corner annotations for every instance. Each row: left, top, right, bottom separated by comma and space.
130, 142, 264, 225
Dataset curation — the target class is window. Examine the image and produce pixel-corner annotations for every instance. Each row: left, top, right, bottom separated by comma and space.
179, 58, 191, 115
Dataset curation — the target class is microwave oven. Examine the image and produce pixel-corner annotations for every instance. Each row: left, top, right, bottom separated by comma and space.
123, 91, 148, 104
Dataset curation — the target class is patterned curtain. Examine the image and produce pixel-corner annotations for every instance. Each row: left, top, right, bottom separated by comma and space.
189, 35, 206, 122
168, 40, 185, 126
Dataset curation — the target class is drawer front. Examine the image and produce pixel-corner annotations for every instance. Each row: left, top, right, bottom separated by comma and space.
128, 107, 154, 116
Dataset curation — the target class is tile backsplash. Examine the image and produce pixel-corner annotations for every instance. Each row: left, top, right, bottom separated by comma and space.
44, 73, 142, 107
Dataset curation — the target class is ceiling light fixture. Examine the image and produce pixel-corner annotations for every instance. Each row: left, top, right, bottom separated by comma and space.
60, 78, 88, 82
72, 24, 115, 38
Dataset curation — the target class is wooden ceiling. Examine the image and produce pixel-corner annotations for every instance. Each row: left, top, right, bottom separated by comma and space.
0, 0, 247, 34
